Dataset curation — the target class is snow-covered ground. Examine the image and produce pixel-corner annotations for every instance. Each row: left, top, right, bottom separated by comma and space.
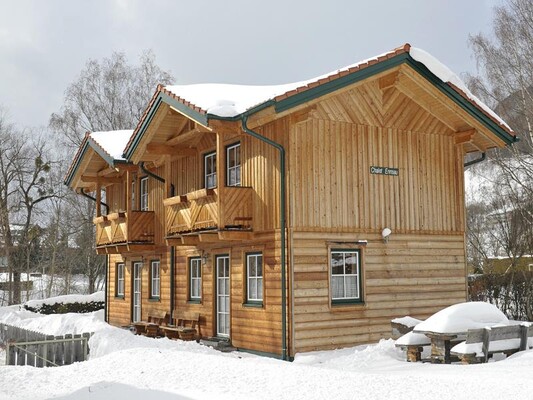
1, 302, 533, 400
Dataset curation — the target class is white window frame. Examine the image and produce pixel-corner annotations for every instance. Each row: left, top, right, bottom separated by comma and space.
189, 258, 202, 301
330, 249, 361, 303
140, 177, 149, 211
226, 143, 241, 187
204, 152, 217, 189
150, 260, 160, 299
116, 263, 125, 297
246, 253, 263, 303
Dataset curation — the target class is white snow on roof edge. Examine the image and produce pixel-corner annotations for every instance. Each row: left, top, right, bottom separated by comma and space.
163, 46, 512, 136
89, 130, 134, 161
409, 47, 511, 132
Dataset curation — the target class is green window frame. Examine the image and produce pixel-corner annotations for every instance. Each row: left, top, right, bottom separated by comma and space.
150, 260, 160, 299
189, 257, 202, 302
116, 263, 125, 298
330, 249, 362, 304
246, 252, 263, 305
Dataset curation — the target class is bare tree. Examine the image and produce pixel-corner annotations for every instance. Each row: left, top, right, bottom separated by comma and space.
50, 50, 173, 149
49, 50, 173, 295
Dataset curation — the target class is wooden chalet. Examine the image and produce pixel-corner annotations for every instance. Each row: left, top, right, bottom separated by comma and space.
65, 44, 516, 359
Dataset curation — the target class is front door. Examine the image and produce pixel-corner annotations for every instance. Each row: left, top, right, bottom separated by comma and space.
216, 255, 230, 337
132, 262, 142, 322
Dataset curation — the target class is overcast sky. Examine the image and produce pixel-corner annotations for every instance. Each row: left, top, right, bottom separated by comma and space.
0, 0, 503, 130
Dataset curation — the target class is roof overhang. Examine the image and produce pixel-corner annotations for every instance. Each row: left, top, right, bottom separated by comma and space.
64, 134, 129, 190
123, 48, 516, 163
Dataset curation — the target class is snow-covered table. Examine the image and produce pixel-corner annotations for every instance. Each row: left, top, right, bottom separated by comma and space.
412, 302, 510, 364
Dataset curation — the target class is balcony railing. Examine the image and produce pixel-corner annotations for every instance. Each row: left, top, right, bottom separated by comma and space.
164, 187, 253, 236
94, 211, 155, 247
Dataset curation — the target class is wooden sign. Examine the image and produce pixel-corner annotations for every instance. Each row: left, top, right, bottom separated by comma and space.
370, 166, 399, 176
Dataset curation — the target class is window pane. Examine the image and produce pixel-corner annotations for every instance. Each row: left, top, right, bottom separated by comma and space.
249, 279, 257, 300
332, 276, 344, 298
256, 256, 262, 276
331, 252, 343, 274
257, 278, 263, 300
345, 276, 358, 298
249, 257, 256, 277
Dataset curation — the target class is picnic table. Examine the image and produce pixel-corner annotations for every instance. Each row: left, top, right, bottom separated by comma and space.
412, 330, 466, 363
397, 302, 512, 364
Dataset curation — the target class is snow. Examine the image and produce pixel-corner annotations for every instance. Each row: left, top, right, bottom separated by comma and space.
414, 302, 509, 334
1, 297, 533, 399
24, 291, 104, 309
396, 331, 431, 346
89, 130, 133, 160
391, 316, 422, 328
451, 337, 533, 357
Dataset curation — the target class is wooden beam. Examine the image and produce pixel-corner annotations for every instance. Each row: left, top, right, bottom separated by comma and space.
378, 71, 399, 90
290, 105, 318, 125
208, 120, 241, 135
81, 176, 123, 184
96, 182, 101, 217
181, 236, 200, 245
218, 231, 254, 241
454, 129, 476, 145
198, 233, 220, 243
166, 126, 212, 146
395, 73, 459, 132
145, 143, 197, 156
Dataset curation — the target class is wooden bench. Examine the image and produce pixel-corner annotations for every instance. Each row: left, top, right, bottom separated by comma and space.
133, 310, 170, 337
451, 323, 533, 364
161, 311, 200, 341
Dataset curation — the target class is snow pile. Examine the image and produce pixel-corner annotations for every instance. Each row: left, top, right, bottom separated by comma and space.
391, 316, 422, 328
396, 331, 431, 346
1, 295, 533, 399
90, 130, 133, 160
414, 302, 509, 334
24, 291, 104, 309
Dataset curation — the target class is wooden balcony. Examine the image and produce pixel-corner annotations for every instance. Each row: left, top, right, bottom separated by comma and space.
93, 211, 155, 253
164, 187, 253, 244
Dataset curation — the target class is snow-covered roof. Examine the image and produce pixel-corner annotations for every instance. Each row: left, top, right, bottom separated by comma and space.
89, 130, 133, 161
162, 44, 511, 133
64, 129, 134, 187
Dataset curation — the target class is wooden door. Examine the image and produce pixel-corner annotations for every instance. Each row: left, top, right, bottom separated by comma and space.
216, 255, 230, 337
132, 262, 142, 322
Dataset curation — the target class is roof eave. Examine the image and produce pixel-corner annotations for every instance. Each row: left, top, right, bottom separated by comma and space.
123, 91, 208, 161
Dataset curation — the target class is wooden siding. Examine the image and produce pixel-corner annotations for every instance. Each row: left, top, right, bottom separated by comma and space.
289, 119, 465, 234
290, 232, 467, 354
173, 232, 283, 355
107, 253, 172, 327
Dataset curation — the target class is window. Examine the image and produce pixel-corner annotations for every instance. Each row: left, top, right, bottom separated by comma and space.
227, 143, 241, 186
116, 263, 125, 297
246, 253, 263, 303
140, 177, 149, 211
131, 180, 135, 210
189, 258, 202, 301
150, 260, 160, 299
204, 152, 217, 189
331, 249, 362, 303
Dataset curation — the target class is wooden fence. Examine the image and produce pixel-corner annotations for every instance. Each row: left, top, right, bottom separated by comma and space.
0, 323, 92, 367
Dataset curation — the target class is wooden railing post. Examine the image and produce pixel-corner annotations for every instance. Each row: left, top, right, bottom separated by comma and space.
482, 327, 491, 363
519, 324, 529, 351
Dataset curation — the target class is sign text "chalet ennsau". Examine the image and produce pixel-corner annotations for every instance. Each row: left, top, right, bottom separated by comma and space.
369, 166, 399, 176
